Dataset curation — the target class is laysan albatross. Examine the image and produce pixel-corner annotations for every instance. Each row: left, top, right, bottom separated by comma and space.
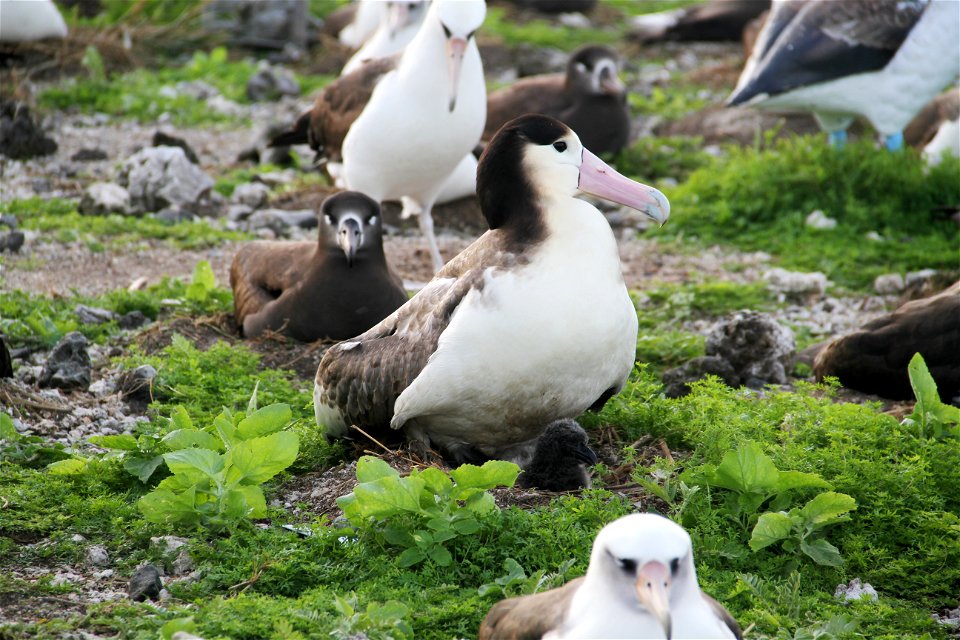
341, 0, 429, 76
479, 513, 741, 639
271, 0, 487, 272
313, 115, 669, 463
230, 191, 407, 342
727, 0, 960, 149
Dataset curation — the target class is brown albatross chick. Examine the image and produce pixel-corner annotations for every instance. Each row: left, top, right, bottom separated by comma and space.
813, 281, 960, 400
483, 44, 630, 155
516, 419, 597, 491
479, 513, 741, 639
230, 191, 407, 342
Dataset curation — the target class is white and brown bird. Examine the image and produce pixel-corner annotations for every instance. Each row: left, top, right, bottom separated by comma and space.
479, 513, 741, 639
272, 0, 487, 272
230, 191, 407, 342
313, 115, 669, 463
484, 44, 631, 156
727, 0, 960, 149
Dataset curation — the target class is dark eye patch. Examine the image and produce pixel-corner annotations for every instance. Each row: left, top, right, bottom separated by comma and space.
553, 141, 567, 152
441, 23, 451, 38
670, 558, 680, 575
618, 558, 637, 573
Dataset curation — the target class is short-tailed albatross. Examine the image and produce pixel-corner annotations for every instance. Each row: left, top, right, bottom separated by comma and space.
313, 115, 669, 463
479, 513, 741, 639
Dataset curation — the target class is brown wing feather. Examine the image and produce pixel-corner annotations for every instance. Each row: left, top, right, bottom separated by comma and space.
703, 592, 743, 640
484, 75, 569, 141
314, 230, 526, 439
814, 281, 960, 399
230, 241, 315, 331
479, 578, 582, 640
306, 55, 399, 160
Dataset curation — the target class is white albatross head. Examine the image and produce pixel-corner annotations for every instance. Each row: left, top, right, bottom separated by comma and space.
431, 0, 486, 112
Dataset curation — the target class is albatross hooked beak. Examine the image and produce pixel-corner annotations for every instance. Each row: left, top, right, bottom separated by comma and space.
338, 217, 362, 266
636, 560, 672, 639
446, 36, 467, 112
578, 148, 670, 226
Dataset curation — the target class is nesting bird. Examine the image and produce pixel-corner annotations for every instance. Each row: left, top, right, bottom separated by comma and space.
479, 513, 741, 639
813, 281, 960, 401
313, 115, 669, 463
272, 0, 487, 272
516, 419, 597, 492
485, 45, 631, 155
230, 191, 407, 342
727, 0, 960, 149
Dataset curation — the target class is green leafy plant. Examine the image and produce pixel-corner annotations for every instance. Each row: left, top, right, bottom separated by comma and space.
0, 413, 69, 468
694, 441, 856, 565
330, 595, 413, 640
137, 400, 298, 531
185, 260, 217, 303
478, 557, 576, 599
337, 456, 519, 567
902, 352, 960, 439
90, 412, 184, 483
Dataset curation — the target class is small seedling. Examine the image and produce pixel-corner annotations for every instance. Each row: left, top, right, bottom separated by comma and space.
902, 352, 959, 439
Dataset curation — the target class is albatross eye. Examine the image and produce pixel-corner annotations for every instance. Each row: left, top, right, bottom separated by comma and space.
670, 558, 680, 575
617, 558, 637, 574
553, 141, 567, 152
441, 23, 452, 38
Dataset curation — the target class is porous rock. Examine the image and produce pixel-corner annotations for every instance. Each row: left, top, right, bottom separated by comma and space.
128, 563, 162, 602
86, 544, 110, 567
117, 365, 157, 402
874, 273, 905, 295
39, 332, 91, 390
662, 355, 740, 398
764, 267, 828, 299
230, 182, 271, 209
0, 231, 25, 253
246, 63, 300, 102
71, 148, 108, 162
75, 304, 117, 325
245, 208, 316, 234
705, 311, 795, 387
118, 146, 214, 214
118, 310, 149, 330
153, 130, 200, 164
834, 578, 878, 602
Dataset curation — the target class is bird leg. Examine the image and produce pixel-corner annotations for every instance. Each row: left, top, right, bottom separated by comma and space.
884, 132, 904, 151
827, 130, 847, 148
417, 203, 444, 273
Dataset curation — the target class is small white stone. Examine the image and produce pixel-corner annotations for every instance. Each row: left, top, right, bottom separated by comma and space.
764, 268, 829, 297
834, 578, 878, 601
865, 231, 883, 242
873, 273, 905, 295
86, 545, 110, 567
805, 209, 837, 230
151, 535, 189, 555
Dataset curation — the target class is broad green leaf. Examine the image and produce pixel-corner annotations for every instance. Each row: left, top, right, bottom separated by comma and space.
366, 601, 409, 625
170, 406, 194, 432
909, 352, 938, 414
162, 429, 221, 451
236, 403, 292, 440
709, 441, 779, 495
356, 456, 400, 483
432, 529, 456, 543
124, 455, 165, 483
773, 470, 830, 493
213, 411, 238, 449
138, 486, 199, 526
800, 538, 844, 566
749, 512, 793, 551
0, 413, 17, 440
47, 458, 87, 475
247, 380, 260, 414
464, 491, 498, 515
332, 594, 355, 617
225, 431, 298, 484
799, 492, 856, 527
348, 475, 424, 519
383, 525, 414, 546
426, 517, 452, 532
222, 485, 266, 519
89, 434, 138, 451
337, 493, 361, 523
398, 546, 425, 567
452, 517, 481, 535
428, 544, 453, 566
164, 448, 224, 479
186, 260, 216, 301
450, 460, 520, 497
415, 466, 453, 498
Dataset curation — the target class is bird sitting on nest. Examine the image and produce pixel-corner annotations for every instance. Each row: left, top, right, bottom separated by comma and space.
313, 114, 669, 464
230, 191, 407, 342
813, 281, 959, 401
271, 0, 487, 272
479, 513, 741, 639
727, 0, 960, 149
516, 419, 597, 492
484, 44, 632, 156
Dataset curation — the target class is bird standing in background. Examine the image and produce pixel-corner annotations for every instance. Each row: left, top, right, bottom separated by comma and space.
230, 192, 407, 342
727, 0, 960, 149
272, 0, 487, 272
485, 44, 632, 155
341, 0, 429, 76
313, 115, 669, 463
479, 513, 741, 639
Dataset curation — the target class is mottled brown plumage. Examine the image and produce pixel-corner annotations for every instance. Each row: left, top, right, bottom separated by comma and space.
904, 90, 960, 149
230, 192, 406, 342
814, 281, 960, 400
269, 56, 398, 162
479, 577, 581, 640
483, 45, 630, 155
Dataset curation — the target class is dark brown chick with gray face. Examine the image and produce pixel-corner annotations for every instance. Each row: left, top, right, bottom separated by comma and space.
230, 191, 407, 342
517, 419, 597, 491
483, 44, 631, 155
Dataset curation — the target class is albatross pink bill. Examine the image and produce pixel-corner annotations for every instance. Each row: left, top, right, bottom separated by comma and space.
577, 148, 670, 226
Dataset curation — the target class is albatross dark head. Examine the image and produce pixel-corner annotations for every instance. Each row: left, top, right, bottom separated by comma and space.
477, 115, 670, 246
319, 191, 385, 267
566, 44, 626, 97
